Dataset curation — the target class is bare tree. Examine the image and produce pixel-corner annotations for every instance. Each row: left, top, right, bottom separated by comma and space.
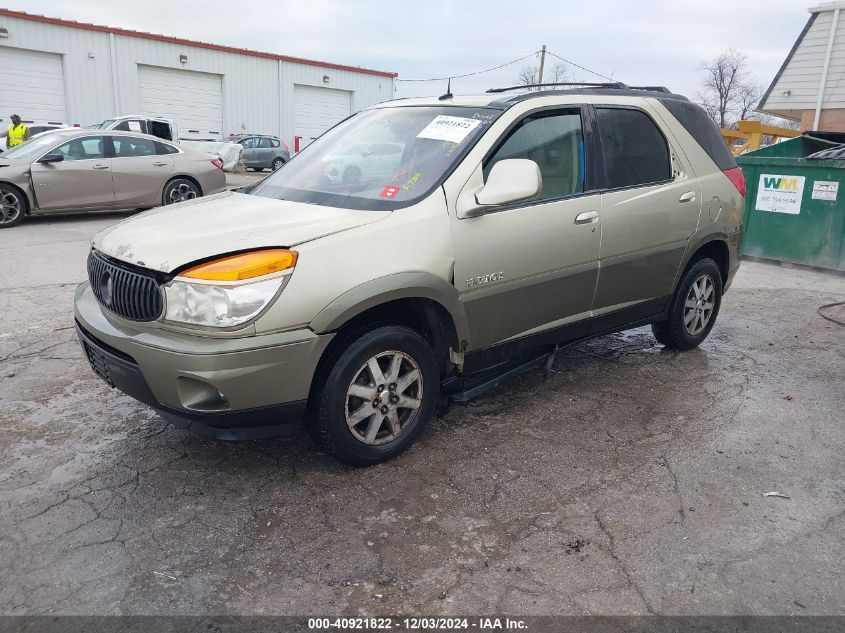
736, 82, 764, 122
518, 61, 570, 89
696, 49, 750, 128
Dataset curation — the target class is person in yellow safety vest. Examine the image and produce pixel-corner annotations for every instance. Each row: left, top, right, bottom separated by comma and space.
6, 114, 29, 149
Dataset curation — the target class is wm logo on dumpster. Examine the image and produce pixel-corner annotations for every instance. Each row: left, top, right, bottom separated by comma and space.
763, 176, 799, 191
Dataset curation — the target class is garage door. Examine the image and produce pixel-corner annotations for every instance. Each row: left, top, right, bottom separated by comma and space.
294, 85, 352, 149
0, 47, 67, 124
138, 65, 223, 138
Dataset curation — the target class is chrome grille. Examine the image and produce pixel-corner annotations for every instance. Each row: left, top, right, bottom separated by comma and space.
87, 250, 163, 322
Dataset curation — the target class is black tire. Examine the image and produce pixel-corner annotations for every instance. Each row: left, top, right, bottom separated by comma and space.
162, 178, 200, 206
0, 184, 26, 228
652, 257, 723, 350
271, 157, 285, 171
252, 167, 265, 172
306, 325, 440, 466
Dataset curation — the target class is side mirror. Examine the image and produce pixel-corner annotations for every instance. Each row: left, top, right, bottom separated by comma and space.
462, 159, 542, 217
39, 152, 64, 164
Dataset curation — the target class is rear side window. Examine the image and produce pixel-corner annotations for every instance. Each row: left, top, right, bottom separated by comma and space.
484, 109, 585, 202
659, 98, 737, 170
113, 136, 156, 157
596, 108, 671, 189
259, 137, 273, 148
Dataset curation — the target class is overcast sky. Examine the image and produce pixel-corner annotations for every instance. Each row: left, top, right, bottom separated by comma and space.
17, 0, 810, 100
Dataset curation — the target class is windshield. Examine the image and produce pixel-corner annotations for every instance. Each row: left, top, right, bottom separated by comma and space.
249, 106, 500, 210
0, 134, 60, 160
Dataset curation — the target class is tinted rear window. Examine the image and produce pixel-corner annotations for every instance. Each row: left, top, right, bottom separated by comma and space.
659, 98, 737, 170
596, 107, 671, 189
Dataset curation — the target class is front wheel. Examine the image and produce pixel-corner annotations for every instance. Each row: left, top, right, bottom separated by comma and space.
306, 325, 439, 466
652, 257, 723, 350
162, 178, 200, 205
0, 185, 26, 228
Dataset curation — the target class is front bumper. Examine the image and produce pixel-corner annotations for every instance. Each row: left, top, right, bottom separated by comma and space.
74, 282, 334, 439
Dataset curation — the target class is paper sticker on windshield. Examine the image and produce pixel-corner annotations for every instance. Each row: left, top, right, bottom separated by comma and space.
417, 116, 482, 144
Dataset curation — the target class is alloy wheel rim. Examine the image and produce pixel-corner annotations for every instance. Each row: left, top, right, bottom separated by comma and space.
272, 159, 283, 170
684, 273, 715, 336
0, 190, 21, 224
345, 350, 423, 446
168, 183, 197, 204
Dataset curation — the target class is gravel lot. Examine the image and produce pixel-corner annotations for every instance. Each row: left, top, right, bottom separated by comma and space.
0, 198, 843, 616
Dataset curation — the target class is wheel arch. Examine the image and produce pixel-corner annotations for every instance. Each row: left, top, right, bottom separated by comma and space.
309, 273, 468, 378
0, 180, 33, 214
673, 234, 730, 292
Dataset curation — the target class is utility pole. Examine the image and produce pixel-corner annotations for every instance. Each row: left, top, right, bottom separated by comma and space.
537, 44, 547, 87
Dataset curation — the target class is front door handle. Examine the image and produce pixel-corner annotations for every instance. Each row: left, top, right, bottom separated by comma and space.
574, 210, 599, 224
679, 191, 696, 203
153, 161, 167, 167
92, 164, 110, 170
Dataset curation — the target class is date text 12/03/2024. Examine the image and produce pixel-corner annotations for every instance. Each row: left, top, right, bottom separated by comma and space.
307, 616, 528, 630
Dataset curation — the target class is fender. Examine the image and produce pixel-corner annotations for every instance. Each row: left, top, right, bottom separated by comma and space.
309, 271, 471, 345
670, 225, 734, 294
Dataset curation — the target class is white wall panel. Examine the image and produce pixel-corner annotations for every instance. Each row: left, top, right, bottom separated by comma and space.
0, 12, 395, 142
0, 46, 67, 122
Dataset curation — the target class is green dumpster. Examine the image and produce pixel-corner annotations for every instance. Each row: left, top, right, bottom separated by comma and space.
737, 134, 845, 271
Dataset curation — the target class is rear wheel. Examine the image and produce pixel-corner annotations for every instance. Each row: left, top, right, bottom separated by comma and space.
306, 325, 439, 466
271, 157, 285, 171
162, 178, 200, 205
0, 185, 25, 228
652, 258, 722, 350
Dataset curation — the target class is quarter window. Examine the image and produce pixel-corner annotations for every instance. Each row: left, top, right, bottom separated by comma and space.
55, 136, 106, 161
484, 110, 584, 202
155, 141, 179, 155
596, 108, 671, 189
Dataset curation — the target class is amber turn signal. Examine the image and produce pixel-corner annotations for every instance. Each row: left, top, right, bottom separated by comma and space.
180, 249, 298, 281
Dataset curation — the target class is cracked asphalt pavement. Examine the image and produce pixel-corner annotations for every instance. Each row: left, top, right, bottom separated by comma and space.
1, 209, 843, 616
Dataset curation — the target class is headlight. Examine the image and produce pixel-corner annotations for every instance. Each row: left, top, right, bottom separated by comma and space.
163, 249, 297, 328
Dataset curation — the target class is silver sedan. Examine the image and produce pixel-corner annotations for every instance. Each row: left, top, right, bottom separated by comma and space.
0, 129, 226, 228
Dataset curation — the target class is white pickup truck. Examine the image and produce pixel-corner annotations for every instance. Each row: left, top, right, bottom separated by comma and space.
90, 115, 243, 170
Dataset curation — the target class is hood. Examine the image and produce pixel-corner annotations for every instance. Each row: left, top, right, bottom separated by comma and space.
93, 191, 390, 273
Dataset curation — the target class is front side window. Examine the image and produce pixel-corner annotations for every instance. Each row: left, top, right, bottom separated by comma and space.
484, 110, 584, 202
113, 136, 156, 157
55, 136, 106, 161
596, 108, 671, 189
240, 137, 258, 149
250, 106, 500, 211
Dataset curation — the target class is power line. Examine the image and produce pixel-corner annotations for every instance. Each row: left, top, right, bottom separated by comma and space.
545, 50, 617, 83
395, 51, 541, 82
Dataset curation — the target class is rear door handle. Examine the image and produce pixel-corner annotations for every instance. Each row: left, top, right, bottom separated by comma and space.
574, 210, 599, 224
679, 191, 696, 203
92, 164, 110, 170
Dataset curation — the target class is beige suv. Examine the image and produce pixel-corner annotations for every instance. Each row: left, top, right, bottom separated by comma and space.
75, 84, 745, 465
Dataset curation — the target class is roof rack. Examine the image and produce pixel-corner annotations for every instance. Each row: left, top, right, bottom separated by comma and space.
628, 86, 672, 93
486, 82, 629, 93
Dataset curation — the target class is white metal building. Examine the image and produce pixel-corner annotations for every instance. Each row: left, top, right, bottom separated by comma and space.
759, 2, 845, 132
0, 8, 396, 147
